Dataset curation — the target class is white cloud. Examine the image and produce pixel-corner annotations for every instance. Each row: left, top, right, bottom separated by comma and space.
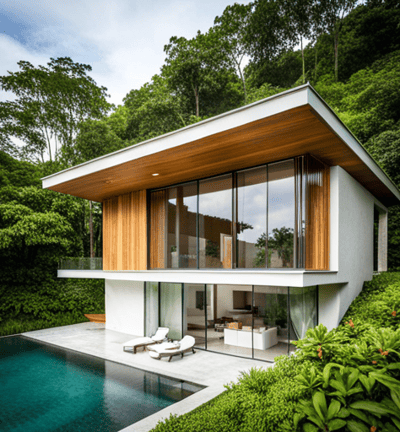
1, 0, 252, 106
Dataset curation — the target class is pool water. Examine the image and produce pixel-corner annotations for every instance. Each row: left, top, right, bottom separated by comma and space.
0, 336, 204, 432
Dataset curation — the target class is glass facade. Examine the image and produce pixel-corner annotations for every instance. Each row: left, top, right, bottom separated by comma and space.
199, 174, 233, 269
236, 166, 267, 268
144, 282, 318, 362
149, 155, 328, 270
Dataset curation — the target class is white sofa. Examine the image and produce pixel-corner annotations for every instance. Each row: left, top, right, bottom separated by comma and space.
224, 327, 278, 350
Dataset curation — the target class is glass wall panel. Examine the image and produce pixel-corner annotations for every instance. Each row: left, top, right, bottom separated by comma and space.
145, 282, 159, 337
237, 166, 267, 268
166, 182, 198, 268
253, 286, 289, 361
289, 286, 318, 352
206, 284, 252, 358
160, 283, 182, 340
199, 175, 233, 269
183, 284, 208, 349
268, 160, 295, 268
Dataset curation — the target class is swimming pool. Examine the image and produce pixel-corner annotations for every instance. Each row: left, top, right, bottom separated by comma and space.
0, 336, 204, 432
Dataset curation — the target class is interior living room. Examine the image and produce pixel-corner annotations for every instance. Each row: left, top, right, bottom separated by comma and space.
145, 282, 317, 362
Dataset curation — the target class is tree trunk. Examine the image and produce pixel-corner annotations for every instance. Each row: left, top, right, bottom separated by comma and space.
314, 42, 318, 83
194, 86, 199, 117
301, 36, 305, 84
89, 200, 94, 258
334, 29, 339, 82
238, 66, 247, 104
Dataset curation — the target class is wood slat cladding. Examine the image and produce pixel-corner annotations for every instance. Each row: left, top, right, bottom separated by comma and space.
103, 190, 147, 270
306, 157, 330, 270
46, 105, 398, 206
149, 190, 166, 269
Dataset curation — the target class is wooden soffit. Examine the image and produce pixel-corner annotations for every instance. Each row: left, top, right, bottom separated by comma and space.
44, 103, 399, 207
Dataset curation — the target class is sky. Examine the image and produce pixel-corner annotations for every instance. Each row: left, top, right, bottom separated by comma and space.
0, 0, 251, 106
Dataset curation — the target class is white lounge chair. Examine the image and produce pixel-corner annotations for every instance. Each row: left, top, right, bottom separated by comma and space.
123, 327, 169, 354
148, 335, 196, 362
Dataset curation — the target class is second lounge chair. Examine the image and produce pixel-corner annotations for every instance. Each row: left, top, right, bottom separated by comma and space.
123, 327, 169, 354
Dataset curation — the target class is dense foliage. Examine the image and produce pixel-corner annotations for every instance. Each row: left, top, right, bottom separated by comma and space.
0, 153, 104, 336
1, 0, 400, 338
152, 273, 400, 432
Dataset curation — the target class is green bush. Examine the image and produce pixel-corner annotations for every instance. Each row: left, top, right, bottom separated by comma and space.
0, 278, 104, 336
152, 355, 306, 432
152, 273, 400, 432
341, 272, 400, 330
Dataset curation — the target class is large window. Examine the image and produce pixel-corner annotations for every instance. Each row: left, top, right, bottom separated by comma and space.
149, 155, 329, 270
199, 174, 233, 269
145, 282, 318, 362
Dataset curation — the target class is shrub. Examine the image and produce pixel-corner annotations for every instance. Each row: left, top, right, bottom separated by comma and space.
152, 355, 306, 432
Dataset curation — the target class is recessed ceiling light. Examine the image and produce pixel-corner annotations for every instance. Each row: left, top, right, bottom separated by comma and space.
152, 173, 159, 176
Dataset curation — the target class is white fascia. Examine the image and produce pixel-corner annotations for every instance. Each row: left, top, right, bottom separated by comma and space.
57, 269, 345, 288
307, 89, 400, 202
42, 85, 310, 189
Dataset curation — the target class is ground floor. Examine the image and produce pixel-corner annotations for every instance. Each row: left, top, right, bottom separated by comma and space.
106, 281, 318, 363
22, 322, 269, 432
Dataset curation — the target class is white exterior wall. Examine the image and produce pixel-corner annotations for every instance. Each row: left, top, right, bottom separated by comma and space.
105, 280, 145, 336
319, 166, 375, 330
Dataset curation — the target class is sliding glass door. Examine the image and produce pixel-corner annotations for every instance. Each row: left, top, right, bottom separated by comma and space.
159, 283, 183, 340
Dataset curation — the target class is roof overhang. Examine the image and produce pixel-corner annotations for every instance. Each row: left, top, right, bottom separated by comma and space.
42, 84, 400, 206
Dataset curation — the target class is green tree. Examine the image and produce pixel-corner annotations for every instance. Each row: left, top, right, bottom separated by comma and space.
163, 32, 241, 118
124, 74, 188, 142
319, 0, 358, 82
245, 0, 296, 86
213, 3, 252, 103
0, 57, 111, 163
281, 0, 314, 84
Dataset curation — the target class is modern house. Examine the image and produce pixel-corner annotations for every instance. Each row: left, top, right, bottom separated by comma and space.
42, 84, 400, 362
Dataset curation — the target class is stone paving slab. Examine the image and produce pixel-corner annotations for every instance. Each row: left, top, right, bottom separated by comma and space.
23, 323, 272, 431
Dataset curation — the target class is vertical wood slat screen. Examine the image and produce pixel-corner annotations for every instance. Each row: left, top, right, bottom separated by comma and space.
150, 190, 166, 269
103, 190, 147, 270
305, 156, 330, 270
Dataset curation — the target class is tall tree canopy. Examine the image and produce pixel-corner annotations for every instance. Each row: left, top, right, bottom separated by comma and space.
0, 57, 111, 163
213, 3, 252, 103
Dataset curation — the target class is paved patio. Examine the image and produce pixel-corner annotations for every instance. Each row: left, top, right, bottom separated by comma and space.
23, 323, 272, 432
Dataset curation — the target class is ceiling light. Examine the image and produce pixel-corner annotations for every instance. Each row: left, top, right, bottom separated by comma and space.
152, 173, 159, 176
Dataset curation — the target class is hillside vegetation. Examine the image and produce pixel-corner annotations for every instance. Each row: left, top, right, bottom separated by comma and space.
1, 0, 400, 333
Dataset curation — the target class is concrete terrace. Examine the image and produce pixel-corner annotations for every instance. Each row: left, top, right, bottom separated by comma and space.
23, 322, 272, 432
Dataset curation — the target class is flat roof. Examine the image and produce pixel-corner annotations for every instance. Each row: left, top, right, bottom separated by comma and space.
42, 84, 400, 206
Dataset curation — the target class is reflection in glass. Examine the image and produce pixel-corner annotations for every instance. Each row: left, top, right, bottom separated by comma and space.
145, 282, 159, 337
237, 167, 267, 268
199, 175, 233, 268
268, 160, 295, 268
160, 283, 182, 340
167, 182, 197, 269
253, 285, 289, 360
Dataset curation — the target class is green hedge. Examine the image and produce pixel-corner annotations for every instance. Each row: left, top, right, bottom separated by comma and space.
152, 272, 400, 432
0, 278, 105, 336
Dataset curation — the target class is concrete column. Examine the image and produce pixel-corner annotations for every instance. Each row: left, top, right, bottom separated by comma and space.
378, 211, 388, 272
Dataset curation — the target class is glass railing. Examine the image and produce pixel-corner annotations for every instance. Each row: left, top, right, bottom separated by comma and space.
59, 258, 103, 270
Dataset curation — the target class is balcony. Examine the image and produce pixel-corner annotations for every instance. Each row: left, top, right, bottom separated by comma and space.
59, 258, 103, 270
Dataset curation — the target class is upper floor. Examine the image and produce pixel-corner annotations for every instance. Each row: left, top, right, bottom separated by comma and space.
42, 84, 400, 280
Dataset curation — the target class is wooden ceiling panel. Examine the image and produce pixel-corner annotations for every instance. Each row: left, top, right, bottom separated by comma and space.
48, 105, 398, 206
